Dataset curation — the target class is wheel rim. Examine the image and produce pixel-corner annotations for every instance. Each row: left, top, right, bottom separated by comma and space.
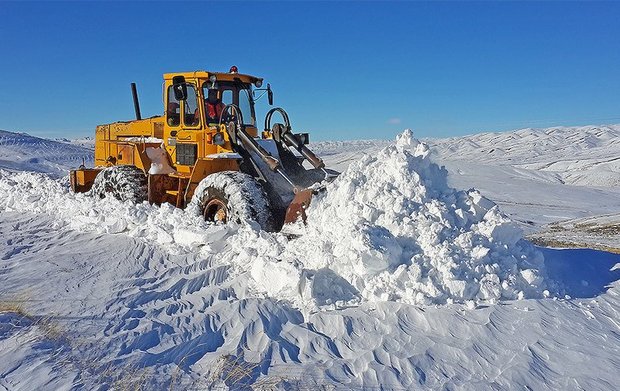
204, 198, 228, 223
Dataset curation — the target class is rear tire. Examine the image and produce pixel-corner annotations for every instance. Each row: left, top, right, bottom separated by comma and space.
89, 165, 147, 203
190, 171, 274, 231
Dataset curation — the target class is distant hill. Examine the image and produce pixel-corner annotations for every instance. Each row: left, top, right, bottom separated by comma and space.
2, 124, 619, 186
428, 124, 620, 187
55, 136, 95, 149
313, 125, 620, 187
0, 130, 94, 177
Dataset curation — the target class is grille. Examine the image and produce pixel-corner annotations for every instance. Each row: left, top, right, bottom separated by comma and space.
176, 143, 197, 166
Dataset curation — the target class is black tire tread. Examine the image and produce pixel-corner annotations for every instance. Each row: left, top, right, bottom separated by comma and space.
89, 165, 147, 203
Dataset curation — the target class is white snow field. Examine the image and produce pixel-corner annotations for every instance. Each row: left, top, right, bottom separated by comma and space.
0, 126, 619, 390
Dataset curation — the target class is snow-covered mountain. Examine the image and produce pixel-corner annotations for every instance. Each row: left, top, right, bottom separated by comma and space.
0, 126, 619, 390
56, 136, 96, 150
429, 125, 620, 187
0, 130, 93, 177
312, 125, 620, 187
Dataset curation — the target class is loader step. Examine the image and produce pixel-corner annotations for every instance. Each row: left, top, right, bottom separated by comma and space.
168, 172, 191, 179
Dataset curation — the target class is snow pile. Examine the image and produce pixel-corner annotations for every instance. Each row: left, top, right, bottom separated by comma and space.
122, 136, 164, 143
256, 130, 551, 308
0, 170, 229, 253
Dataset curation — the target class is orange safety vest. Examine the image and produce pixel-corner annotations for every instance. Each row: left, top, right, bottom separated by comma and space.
207, 101, 225, 120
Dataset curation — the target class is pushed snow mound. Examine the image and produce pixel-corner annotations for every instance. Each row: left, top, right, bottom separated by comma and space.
257, 130, 551, 308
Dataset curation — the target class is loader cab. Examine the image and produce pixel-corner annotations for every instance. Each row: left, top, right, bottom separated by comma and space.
164, 72, 259, 132
162, 71, 263, 174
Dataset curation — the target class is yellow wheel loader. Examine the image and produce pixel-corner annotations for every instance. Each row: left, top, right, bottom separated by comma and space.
70, 67, 336, 231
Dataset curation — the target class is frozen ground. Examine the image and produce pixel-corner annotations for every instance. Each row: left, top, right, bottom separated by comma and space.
0, 126, 619, 389
530, 213, 620, 254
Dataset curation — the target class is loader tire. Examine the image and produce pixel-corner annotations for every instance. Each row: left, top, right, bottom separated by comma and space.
191, 171, 274, 231
89, 165, 147, 203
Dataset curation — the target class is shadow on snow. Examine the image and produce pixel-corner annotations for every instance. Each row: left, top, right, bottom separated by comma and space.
540, 247, 620, 298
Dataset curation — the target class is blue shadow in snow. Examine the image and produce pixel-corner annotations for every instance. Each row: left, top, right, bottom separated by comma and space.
539, 247, 620, 298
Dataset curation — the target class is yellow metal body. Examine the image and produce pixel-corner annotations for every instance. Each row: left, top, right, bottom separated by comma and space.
69, 168, 99, 193
74, 70, 267, 206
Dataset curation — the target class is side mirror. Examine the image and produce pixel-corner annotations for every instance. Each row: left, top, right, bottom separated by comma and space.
267, 84, 273, 105
172, 76, 187, 101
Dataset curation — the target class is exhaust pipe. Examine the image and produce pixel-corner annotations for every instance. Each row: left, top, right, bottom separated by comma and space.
131, 82, 142, 120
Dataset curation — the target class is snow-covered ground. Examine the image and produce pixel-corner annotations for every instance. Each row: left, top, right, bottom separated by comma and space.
428, 125, 620, 234
0, 125, 619, 390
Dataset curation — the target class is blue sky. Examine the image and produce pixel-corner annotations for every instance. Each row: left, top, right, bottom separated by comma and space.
1, 1, 619, 141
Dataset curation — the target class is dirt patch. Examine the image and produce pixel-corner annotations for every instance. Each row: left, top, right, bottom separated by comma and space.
527, 235, 620, 254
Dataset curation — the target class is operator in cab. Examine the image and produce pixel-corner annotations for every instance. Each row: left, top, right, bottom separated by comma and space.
205, 89, 225, 124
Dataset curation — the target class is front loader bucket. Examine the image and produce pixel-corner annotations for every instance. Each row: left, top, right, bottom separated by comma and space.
284, 188, 314, 225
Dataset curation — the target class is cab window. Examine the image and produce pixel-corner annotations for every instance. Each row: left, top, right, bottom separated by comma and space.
183, 84, 200, 127
166, 85, 180, 127
239, 88, 253, 126
202, 82, 255, 126
222, 90, 233, 106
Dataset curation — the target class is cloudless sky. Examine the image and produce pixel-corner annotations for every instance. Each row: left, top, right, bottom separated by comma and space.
0, 1, 619, 141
